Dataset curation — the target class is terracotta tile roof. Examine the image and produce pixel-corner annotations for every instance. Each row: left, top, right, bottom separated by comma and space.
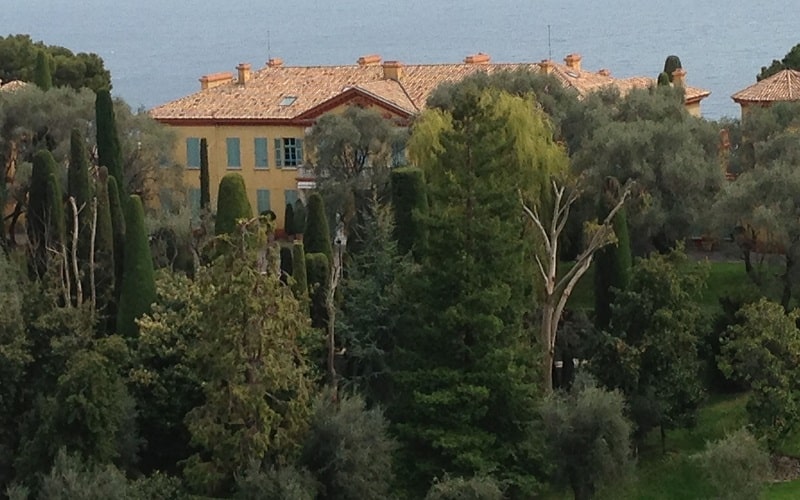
0, 80, 29, 92
731, 69, 800, 103
150, 56, 710, 122
616, 76, 711, 103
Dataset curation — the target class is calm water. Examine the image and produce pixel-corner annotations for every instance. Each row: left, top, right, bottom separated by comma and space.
2, 0, 799, 119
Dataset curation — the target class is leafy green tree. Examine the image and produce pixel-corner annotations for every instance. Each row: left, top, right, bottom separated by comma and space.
199, 138, 210, 210
758, 43, 800, 80
303, 193, 332, 260
0, 34, 111, 91
28, 149, 66, 275
95, 89, 124, 187
299, 391, 396, 500
33, 50, 53, 91
116, 195, 156, 337
594, 177, 632, 330
719, 299, 800, 443
182, 220, 314, 496
392, 89, 559, 497
390, 167, 429, 258
592, 248, 706, 446
539, 375, 634, 500
695, 428, 771, 500
214, 173, 252, 236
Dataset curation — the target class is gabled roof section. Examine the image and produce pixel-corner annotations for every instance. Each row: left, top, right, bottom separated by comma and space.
731, 69, 800, 104
149, 54, 711, 124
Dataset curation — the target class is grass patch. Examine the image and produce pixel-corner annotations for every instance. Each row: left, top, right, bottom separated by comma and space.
767, 479, 800, 499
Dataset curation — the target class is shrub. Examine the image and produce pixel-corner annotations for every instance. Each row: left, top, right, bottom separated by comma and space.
280, 245, 293, 282
235, 463, 317, 500
305, 252, 329, 328
215, 173, 252, 235
425, 475, 504, 500
291, 241, 308, 304
390, 167, 429, 257
303, 193, 332, 260
695, 428, 771, 500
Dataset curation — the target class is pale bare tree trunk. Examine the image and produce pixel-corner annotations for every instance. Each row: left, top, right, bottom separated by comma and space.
69, 197, 83, 307
89, 197, 98, 311
523, 181, 630, 393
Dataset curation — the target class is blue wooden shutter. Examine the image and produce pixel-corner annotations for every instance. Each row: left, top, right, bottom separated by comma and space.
186, 137, 200, 168
226, 137, 241, 168
254, 137, 268, 168
274, 138, 283, 168
296, 138, 304, 165
189, 187, 201, 216
257, 189, 271, 215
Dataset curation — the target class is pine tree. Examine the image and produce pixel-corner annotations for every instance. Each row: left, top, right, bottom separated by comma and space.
214, 174, 252, 236
303, 193, 331, 261
200, 138, 210, 210
28, 150, 65, 274
108, 175, 126, 300
390, 167, 429, 258
116, 195, 156, 337
594, 177, 632, 330
95, 89, 124, 188
33, 50, 52, 91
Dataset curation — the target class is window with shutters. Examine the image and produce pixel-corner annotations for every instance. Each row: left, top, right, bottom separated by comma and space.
254, 137, 268, 169
226, 137, 241, 168
256, 189, 271, 215
186, 137, 201, 169
274, 137, 303, 168
284, 189, 299, 208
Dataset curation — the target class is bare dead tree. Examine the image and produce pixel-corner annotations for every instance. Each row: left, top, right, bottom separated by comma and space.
522, 180, 630, 393
68, 197, 83, 307
325, 216, 347, 394
89, 196, 98, 311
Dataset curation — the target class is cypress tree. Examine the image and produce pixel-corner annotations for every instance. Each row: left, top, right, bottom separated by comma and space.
291, 241, 308, 304
594, 177, 632, 330
285, 203, 295, 236
663, 55, 683, 82
95, 167, 115, 317
303, 193, 332, 261
108, 175, 126, 298
28, 150, 65, 274
215, 173, 252, 235
294, 199, 307, 235
305, 252, 330, 329
95, 89, 124, 188
657, 71, 671, 86
116, 195, 156, 337
390, 167, 429, 258
200, 138, 210, 210
33, 50, 52, 91
68, 129, 92, 265
280, 245, 293, 282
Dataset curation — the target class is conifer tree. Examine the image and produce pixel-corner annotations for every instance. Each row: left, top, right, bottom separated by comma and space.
214, 174, 252, 236
68, 129, 92, 266
108, 175, 126, 298
284, 203, 295, 236
594, 177, 632, 330
291, 241, 308, 304
390, 167, 428, 258
303, 193, 332, 261
200, 138, 210, 210
305, 252, 330, 329
95, 89, 124, 188
33, 50, 52, 91
95, 167, 115, 317
293, 200, 307, 235
663, 55, 683, 82
116, 195, 156, 337
28, 150, 65, 274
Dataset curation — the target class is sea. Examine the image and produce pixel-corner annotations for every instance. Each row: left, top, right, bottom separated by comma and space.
2, 0, 799, 120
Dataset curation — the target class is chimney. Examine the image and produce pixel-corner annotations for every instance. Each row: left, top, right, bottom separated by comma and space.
268, 57, 284, 68
539, 59, 554, 75
672, 68, 687, 87
237, 63, 252, 85
383, 60, 403, 81
199, 72, 234, 90
357, 54, 382, 67
464, 53, 491, 65
597, 68, 611, 77
564, 53, 582, 71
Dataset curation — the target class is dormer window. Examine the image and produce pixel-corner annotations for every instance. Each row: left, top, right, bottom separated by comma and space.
280, 95, 297, 106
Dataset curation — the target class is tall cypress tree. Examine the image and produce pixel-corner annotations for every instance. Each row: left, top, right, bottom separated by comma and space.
116, 195, 156, 337
95, 89, 124, 189
33, 50, 52, 91
303, 193, 332, 261
108, 175, 126, 300
284, 203, 295, 236
291, 241, 308, 305
28, 150, 65, 274
390, 167, 429, 258
95, 167, 115, 319
214, 173, 252, 236
68, 129, 92, 266
200, 138, 210, 210
594, 177, 632, 331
